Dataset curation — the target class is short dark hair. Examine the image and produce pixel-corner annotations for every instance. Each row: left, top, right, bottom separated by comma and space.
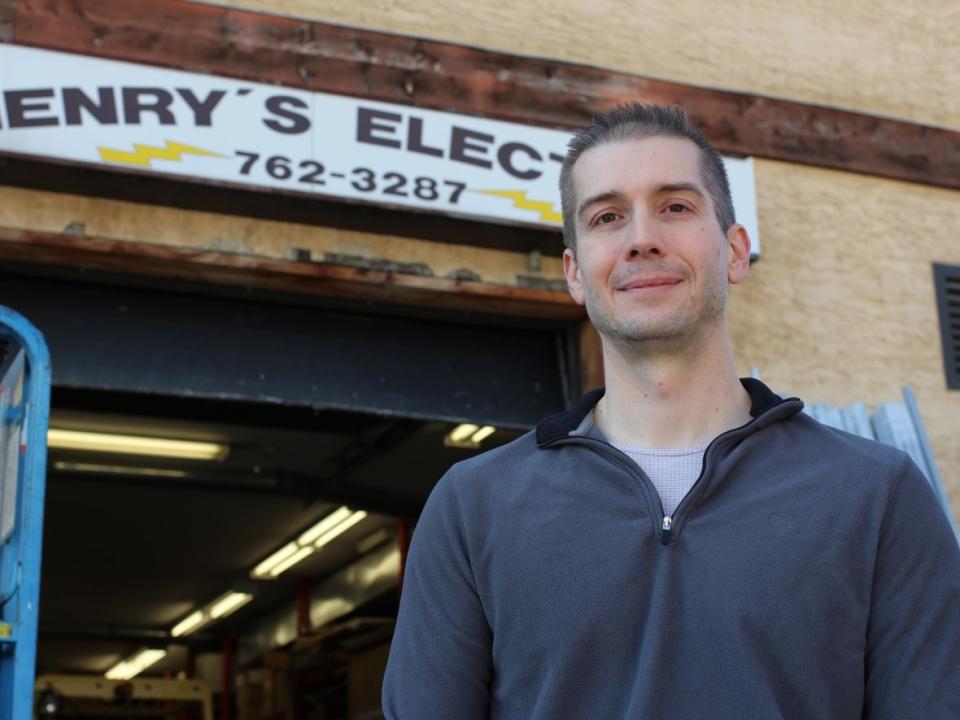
559, 104, 735, 250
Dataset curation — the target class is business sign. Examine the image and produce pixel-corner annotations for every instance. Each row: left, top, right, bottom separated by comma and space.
0, 44, 759, 252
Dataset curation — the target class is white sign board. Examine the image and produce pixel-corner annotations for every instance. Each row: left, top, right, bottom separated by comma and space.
0, 44, 759, 254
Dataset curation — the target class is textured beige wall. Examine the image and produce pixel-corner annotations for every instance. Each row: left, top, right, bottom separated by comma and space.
0, 187, 561, 285
216, 0, 960, 130
11, 0, 960, 519
207, 0, 960, 519
730, 159, 960, 518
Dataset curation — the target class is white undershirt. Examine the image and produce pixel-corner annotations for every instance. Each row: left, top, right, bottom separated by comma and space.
608, 441, 708, 516
576, 410, 708, 516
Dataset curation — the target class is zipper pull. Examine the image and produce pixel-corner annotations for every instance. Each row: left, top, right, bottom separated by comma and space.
660, 516, 673, 546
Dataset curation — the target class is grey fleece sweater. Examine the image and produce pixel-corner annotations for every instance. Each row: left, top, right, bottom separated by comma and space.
382, 379, 960, 719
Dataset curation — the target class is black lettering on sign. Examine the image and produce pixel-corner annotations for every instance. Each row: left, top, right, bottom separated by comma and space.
407, 116, 443, 157
383, 172, 408, 196
122, 88, 175, 125
176, 88, 227, 127
297, 160, 326, 185
498, 142, 543, 180
263, 95, 310, 134
356, 107, 402, 148
450, 126, 493, 168
5, 89, 58, 128
63, 87, 118, 126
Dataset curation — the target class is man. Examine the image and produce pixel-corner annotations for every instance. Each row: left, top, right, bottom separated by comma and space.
382, 104, 960, 719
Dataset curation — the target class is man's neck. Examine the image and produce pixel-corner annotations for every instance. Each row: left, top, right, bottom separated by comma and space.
593, 326, 752, 449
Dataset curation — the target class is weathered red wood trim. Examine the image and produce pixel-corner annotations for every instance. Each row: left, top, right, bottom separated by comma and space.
0, 0, 13, 42
0, 227, 584, 320
7, 0, 960, 191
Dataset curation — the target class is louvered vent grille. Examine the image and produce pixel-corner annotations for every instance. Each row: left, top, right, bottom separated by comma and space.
933, 263, 960, 390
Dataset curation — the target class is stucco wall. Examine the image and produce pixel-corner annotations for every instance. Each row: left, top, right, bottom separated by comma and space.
211, 0, 960, 514
218, 0, 960, 130
7, 0, 960, 519
730, 159, 960, 515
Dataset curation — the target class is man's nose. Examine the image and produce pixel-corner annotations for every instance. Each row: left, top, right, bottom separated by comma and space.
624, 212, 663, 258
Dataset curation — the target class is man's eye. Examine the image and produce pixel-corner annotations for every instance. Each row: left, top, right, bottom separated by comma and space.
596, 212, 619, 225
666, 203, 688, 213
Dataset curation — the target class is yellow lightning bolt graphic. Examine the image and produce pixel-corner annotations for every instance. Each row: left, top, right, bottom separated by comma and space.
476, 189, 563, 224
97, 140, 224, 167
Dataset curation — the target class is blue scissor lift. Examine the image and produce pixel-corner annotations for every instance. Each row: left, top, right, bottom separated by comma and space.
0, 308, 51, 719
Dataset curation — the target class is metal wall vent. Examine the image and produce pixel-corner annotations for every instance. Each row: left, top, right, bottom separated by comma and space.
933, 263, 960, 390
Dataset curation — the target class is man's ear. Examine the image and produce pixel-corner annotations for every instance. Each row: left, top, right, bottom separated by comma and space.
563, 248, 586, 305
726, 224, 751, 285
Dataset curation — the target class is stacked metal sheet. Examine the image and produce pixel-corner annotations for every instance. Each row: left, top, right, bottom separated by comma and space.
801, 387, 958, 540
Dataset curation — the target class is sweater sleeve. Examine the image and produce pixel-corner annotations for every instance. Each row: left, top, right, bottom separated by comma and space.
381, 469, 493, 719
863, 458, 960, 719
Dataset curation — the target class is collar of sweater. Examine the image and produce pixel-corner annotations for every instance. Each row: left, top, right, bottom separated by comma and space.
536, 378, 803, 448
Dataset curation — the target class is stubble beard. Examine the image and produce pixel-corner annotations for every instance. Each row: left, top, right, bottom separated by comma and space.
583, 272, 728, 349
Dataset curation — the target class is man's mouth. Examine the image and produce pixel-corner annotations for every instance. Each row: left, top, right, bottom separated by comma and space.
618, 276, 683, 291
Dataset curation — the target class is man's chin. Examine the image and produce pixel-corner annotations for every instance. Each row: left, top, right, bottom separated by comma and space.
590, 316, 688, 345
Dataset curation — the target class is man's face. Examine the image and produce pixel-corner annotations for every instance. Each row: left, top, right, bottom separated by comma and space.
563, 136, 750, 348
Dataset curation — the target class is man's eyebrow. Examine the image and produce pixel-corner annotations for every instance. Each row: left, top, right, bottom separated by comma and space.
576, 191, 624, 219
653, 182, 706, 199
576, 183, 707, 220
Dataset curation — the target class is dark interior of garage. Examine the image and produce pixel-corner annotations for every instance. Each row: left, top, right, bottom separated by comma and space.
0, 265, 578, 718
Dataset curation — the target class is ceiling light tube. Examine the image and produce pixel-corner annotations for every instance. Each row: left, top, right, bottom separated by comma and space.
170, 590, 255, 638
48, 429, 228, 461
447, 424, 479, 443
208, 591, 253, 619
298, 506, 352, 546
53, 461, 188, 478
251, 542, 299, 579
470, 426, 496, 443
105, 648, 167, 680
268, 546, 314, 577
315, 510, 368, 548
170, 610, 206, 638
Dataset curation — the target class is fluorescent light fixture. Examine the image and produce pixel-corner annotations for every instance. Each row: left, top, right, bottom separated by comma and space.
53, 461, 188, 478
169, 590, 255, 638
315, 510, 367, 548
471, 426, 496, 443
447, 423, 479, 443
444, 424, 497, 448
48, 429, 228, 461
250, 505, 370, 580
170, 610, 205, 638
251, 542, 299, 579
298, 506, 352, 546
268, 546, 314, 577
105, 648, 167, 680
208, 591, 253, 619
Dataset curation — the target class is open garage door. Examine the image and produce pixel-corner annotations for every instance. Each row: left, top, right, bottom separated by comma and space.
0, 266, 578, 716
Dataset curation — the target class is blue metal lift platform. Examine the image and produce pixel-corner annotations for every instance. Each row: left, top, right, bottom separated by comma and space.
0, 307, 51, 719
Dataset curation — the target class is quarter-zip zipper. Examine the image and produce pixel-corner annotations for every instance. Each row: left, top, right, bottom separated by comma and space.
540, 432, 704, 544
541, 399, 800, 546
660, 515, 673, 545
